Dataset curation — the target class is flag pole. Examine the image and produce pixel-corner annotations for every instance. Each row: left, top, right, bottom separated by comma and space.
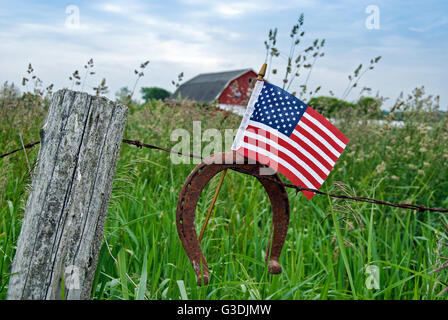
198, 63, 267, 243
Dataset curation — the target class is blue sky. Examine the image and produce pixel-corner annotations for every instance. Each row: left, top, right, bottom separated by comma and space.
1, 0, 447, 109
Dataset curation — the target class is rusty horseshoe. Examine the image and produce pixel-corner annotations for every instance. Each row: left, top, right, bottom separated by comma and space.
176, 151, 290, 285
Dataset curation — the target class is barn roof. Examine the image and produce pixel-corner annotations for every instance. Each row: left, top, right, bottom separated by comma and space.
173, 68, 254, 102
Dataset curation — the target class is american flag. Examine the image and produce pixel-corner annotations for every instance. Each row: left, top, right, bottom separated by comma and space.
232, 80, 349, 199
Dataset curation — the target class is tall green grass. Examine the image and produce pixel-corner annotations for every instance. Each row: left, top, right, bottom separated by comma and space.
1, 93, 447, 300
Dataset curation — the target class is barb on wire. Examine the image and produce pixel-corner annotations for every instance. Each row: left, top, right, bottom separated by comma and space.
1, 138, 448, 214
122, 139, 202, 159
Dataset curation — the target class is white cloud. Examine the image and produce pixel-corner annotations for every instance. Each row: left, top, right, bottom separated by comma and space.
0, 0, 446, 109
180, 0, 317, 18
409, 17, 448, 32
97, 3, 124, 14
0, 0, 261, 101
215, 5, 245, 17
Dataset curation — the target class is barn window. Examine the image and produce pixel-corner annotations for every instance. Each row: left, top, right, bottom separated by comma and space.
248, 77, 253, 84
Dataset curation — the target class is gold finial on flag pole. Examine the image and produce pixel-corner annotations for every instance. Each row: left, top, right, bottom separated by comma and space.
257, 62, 267, 81
198, 63, 268, 244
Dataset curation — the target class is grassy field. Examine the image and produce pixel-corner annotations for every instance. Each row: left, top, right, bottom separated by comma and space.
1, 89, 448, 300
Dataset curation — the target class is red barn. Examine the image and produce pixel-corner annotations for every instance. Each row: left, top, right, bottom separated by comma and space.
173, 69, 258, 106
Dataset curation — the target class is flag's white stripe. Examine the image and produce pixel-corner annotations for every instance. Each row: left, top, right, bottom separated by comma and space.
303, 112, 346, 148
248, 120, 332, 173
290, 130, 335, 167
231, 80, 265, 151
240, 142, 316, 189
244, 130, 325, 184
297, 121, 341, 158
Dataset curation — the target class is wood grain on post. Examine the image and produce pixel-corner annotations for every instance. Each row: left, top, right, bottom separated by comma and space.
7, 90, 128, 300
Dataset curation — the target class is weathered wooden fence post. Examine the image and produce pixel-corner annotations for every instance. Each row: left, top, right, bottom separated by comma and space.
7, 89, 128, 300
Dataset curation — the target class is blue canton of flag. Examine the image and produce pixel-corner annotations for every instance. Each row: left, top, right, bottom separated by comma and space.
250, 82, 308, 136
232, 80, 349, 199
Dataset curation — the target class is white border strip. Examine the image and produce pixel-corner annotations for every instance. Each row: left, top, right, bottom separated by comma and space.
231, 80, 264, 150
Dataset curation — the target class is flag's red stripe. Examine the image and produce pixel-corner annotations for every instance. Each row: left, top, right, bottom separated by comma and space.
305, 107, 349, 145
288, 130, 334, 171
242, 135, 322, 189
300, 117, 345, 154
237, 147, 315, 200
293, 125, 339, 163
245, 125, 328, 180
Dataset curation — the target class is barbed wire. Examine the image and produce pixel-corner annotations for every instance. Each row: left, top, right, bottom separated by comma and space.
122, 139, 202, 159
0, 141, 40, 159
2, 139, 448, 213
